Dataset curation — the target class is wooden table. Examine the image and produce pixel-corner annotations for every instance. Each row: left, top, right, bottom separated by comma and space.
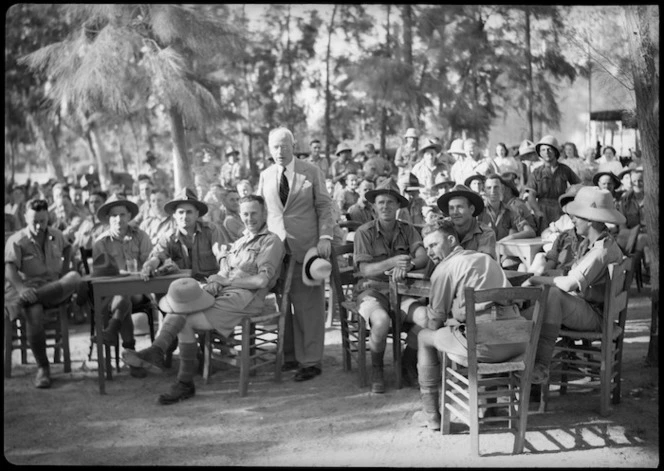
496, 237, 545, 270
87, 270, 191, 394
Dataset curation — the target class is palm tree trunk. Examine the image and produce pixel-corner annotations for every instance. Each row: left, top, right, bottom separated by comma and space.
25, 113, 65, 182
168, 106, 193, 192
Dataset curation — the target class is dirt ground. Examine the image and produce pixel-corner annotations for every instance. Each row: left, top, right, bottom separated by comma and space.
4, 284, 659, 467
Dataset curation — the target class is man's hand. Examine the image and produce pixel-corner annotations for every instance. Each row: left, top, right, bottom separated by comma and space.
207, 274, 231, 287
391, 266, 408, 283
317, 238, 332, 259
140, 265, 154, 282
392, 254, 412, 270
18, 287, 38, 305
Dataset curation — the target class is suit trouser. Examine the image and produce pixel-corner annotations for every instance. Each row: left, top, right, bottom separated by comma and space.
283, 261, 326, 368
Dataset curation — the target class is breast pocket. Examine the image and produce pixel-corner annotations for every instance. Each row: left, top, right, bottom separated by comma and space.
197, 245, 219, 274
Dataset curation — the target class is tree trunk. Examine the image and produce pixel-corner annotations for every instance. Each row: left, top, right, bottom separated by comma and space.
525, 8, 535, 142
86, 125, 112, 191
402, 4, 414, 128
325, 5, 338, 161
169, 106, 193, 192
25, 113, 65, 182
625, 5, 659, 366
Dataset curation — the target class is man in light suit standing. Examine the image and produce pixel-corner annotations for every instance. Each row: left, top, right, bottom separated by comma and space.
258, 127, 335, 381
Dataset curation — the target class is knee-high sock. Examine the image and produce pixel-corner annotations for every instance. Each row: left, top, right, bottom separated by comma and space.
153, 314, 186, 353
28, 331, 49, 368
417, 363, 441, 390
176, 342, 199, 384
535, 323, 561, 368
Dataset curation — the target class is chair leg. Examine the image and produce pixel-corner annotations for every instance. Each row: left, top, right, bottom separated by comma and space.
358, 317, 367, 388
539, 380, 549, 413
600, 340, 612, 417
440, 354, 452, 435
19, 319, 28, 365
4, 317, 13, 378
392, 315, 402, 390
340, 312, 352, 372
612, 341, 624, 405
203, 331, 212, 385
239, 319, 251, 397
469, 374, 480, 456
513, 374, 531, 454
59, 304, 71, 373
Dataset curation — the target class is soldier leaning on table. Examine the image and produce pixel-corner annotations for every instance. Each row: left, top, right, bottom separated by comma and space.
91, 193, 153, 378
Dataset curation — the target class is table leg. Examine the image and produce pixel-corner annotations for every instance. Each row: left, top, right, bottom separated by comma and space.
93, 291, 106, 394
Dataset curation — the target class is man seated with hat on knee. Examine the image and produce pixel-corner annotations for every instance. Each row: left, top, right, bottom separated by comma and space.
353, 178, 429, 393
522, 186, 625, 384
5, 198, 87, 388
91, 193, 153, 377
123, 195, 285, 404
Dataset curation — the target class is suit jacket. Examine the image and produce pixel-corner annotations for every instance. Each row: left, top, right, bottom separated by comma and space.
258, 159, 334, 263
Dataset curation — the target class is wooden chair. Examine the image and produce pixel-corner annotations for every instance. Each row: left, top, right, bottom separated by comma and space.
201, 255, 295, 396
440, 286, 549, 456
4, 302, 72, 378
540, 257, 633, 416
330, 242, 408, 389
329, 242, 366, 386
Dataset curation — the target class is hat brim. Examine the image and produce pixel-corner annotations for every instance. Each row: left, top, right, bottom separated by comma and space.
463, 176, 486, 187
96, 200, 139, 222
436, 190, 484, 217
431, 181, 455, 191
158, 286, 215, 314
592, 172, 621, 188
535, 143, 560, 159
164, 199, 208, 216
302, 247, 332, 287
365, 189, 409, 208
565, 201, 626, 225
419, 144, 442, 155
335, 148, 352, 156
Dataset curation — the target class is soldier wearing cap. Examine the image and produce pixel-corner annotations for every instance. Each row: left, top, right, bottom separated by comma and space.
141, 187, 229, 282
142, 150, 171, 196
525, 135, 581, 230
394, 128, 420, 178
478, 174, 536, 268
307, 139, 330, 178
530, 184, 586, 276
450, 138, 490, 185
330, 142, 361, 186
396, 173, 427, 228
347, 178, 377, 225
353, 177, 429, 393
436, 184, 496, 259
592, 171, 622, 204
220, 146, 243, 188
91, 193, 154, 377
411, 138, 450, 193
523, 186, 625, 385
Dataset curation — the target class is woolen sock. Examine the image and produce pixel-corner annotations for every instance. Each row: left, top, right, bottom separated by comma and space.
28, 331, 49, 368
371, 350, 385, 368
153, 314, 187, 352
535, 323, 561, 368
176, 342, 199, 384
417, 363, 441, 389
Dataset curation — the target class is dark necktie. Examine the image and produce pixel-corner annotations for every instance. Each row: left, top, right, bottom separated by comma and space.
279, 167, 289, 205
